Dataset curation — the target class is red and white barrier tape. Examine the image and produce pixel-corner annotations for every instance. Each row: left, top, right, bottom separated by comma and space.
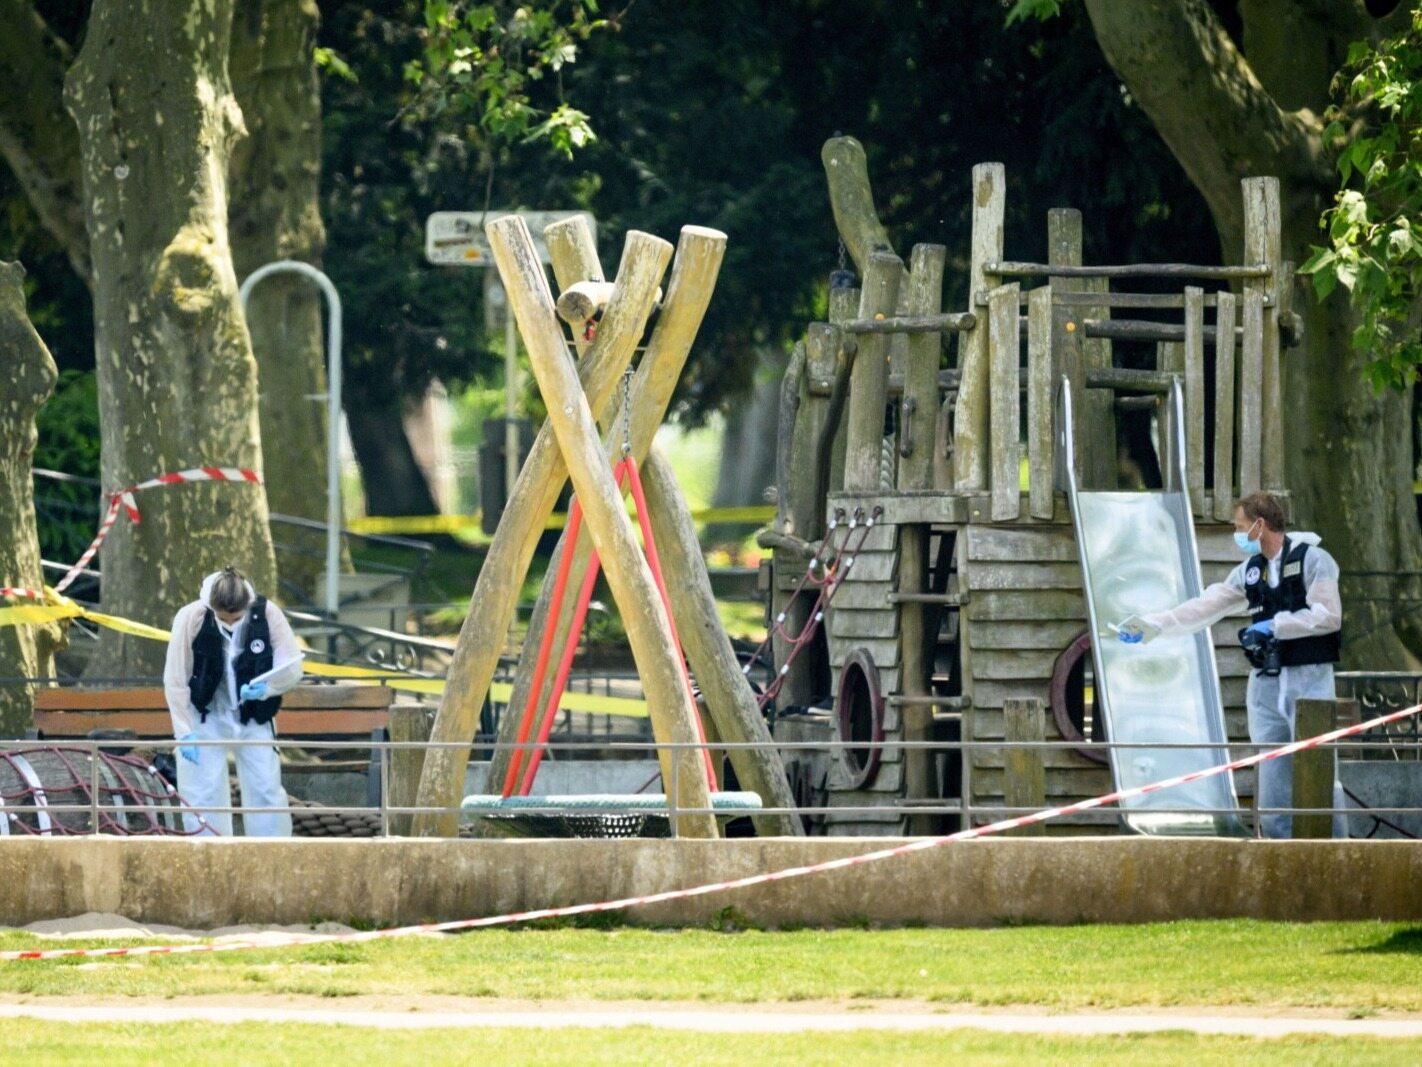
52, 467, 261, 593
3, 701, 1416, 963
0, 588, 45, 601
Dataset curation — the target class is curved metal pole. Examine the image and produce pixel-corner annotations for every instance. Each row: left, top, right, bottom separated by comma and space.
238, 260, 343, 618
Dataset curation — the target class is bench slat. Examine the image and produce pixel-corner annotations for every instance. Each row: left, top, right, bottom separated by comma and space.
33, 709, 389, 737
35, 685, 394, 712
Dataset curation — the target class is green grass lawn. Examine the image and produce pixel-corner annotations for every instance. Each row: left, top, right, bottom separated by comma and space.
2, 1021, 1419, 1067
1, 920, 1419, 1012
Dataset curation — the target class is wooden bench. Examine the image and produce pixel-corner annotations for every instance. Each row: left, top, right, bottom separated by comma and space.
31, 684, 393, 740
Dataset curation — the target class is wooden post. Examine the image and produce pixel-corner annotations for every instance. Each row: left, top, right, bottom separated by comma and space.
1026, 285, 1054, 520
1183, 287, 1206, 515
1003, 697, 1046, 836
1212, 292, 1238, 521
898, 245, 946, 828
827, 285, 859, 496
1158, 341, 1184, 492
1243, 178, 1283, 490
1048, 209, 1087, 485
1237, 292, 1264, 497
1293, 698, 1339, 840
387, 703, 435, 836
487, 215, 717, 838
844, 252, 903, 492
952, 163, 1005, 491
1083, 277, 1116, 488
413, 229, 671, 837
988, 283, 1022, 521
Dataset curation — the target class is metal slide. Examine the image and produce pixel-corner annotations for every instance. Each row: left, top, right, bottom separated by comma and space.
1060, 380, 1246, 836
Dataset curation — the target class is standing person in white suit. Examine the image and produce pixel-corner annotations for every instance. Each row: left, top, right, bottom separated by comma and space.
1115, 492, 1347, 839
163, 567, 304, 836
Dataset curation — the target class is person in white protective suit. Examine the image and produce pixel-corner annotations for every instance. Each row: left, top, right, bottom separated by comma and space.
1115, 491, 1347, 839
163, 567, 304, 836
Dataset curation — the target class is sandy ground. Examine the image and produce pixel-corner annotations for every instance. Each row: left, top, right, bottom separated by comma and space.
15, 911, 360, 942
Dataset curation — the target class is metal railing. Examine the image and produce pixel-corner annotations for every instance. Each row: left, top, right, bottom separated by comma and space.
0, 734, 1414, 841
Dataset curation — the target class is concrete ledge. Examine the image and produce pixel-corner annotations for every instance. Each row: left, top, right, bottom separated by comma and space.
1, 838, 1419, 930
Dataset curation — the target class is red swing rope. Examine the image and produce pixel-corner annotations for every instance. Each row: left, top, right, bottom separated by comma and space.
504, 454, 717, 798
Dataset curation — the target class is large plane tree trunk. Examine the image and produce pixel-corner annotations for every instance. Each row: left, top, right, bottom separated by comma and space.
230, 0, 342, 602
0, 262, 66, 732
65, 0, 276, 676
1082, 0, 1422, 667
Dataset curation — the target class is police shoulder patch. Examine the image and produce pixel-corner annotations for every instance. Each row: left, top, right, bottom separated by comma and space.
1245, 566, 1261, 585
249, 638, 266, 654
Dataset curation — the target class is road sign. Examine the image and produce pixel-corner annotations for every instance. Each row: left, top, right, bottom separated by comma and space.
425, 210, 596, 266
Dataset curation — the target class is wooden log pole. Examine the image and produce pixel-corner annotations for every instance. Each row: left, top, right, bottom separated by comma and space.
827, 285, 859, 496
1082, 276, 1116, 488
952, 163, 1006, 491
988, 283, 1022, 521
1293, 698, 1339, 840
412, 229, 670, 838
490, 218, 737, 823
1237, 292, 1265, 497
536, 216, 800, 836
1048, 209, 1088, 485
1183, 286, 1206, 515
843, 252, 903, 492
1003, 697, 1046, 836
1026, 285, 1054, 520
898, 244, 946, 829
1212, 292, 1238, 522
1243, 178, 1284, 490
486, 215, 716, 838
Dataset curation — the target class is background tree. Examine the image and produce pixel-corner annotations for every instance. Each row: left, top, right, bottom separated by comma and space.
0, 262, 65, 731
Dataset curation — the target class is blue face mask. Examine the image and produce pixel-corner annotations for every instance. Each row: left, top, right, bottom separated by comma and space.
1234, 520, 1262, 555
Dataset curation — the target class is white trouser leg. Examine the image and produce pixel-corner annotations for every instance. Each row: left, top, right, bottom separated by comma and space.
176, 719, 232, 836
1279, 663, 1347, 839
234, 719, 291, 837
1247, 671, 1292, 839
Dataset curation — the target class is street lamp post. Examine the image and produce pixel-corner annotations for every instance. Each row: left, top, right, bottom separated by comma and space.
238, 260, 343, 619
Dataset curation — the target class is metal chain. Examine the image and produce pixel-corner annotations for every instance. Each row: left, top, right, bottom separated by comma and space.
837, 237, 847, 272
619, 367, 631, 458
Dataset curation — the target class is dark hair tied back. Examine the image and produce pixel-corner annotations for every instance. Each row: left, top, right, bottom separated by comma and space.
211, 565, 252, 614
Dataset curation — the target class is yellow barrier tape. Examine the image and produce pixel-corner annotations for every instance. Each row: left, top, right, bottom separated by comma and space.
347, 504, 776, 537
1, 589, 652, 719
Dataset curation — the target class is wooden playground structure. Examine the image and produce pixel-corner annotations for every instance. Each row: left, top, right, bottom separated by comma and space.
763, 136, 1300, 835
408, 134, 1299, 841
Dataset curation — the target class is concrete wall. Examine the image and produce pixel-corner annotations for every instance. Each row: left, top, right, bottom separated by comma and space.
1, 838, 1419, 930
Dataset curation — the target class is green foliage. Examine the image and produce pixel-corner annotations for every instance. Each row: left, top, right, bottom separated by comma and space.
1005, 0, 1063, 27
406, 1, 603, 157
1300, 11, 1422, 390
32, 370, 102, 564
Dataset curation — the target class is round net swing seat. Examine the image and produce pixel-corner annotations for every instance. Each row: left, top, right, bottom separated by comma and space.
461, 791, 763, 839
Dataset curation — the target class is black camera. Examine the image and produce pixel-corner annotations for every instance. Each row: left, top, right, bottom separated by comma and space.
1238, 626, 1282, 676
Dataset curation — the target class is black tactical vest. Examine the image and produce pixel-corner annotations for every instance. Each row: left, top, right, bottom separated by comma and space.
188, 596, 283, 724
1242, 539, 1342, 668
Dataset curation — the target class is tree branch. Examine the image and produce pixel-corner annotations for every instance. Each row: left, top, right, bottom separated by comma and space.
1083, 0, 1332, 243
0, 0, 89, 284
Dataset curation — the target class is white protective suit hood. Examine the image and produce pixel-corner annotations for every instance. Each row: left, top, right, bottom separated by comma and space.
198, 571, 257, 612
1289, 531, 1323, 548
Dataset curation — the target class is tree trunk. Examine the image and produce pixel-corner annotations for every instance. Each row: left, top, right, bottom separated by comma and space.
1083, 0, 1422, 668
711, 345, 782, 521
346, 397, 442, 518
64, 0, 276, 675
229, 0, 342, 601
0, 261, 66, 732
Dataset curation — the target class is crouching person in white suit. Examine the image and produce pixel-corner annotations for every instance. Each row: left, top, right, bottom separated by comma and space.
163, 567, 304, 836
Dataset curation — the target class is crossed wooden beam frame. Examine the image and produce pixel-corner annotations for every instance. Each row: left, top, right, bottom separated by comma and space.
413, 216, 800, 839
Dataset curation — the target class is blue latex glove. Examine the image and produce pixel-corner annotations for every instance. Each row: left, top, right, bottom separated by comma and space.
239, 679, 269, 702
1117, 630, 1143, 644
1245, 619, 1275, 637
177, 732, 200, 765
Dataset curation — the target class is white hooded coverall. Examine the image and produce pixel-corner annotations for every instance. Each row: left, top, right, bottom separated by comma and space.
163, 572, 303, 836
1141, 532, 1347, 839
